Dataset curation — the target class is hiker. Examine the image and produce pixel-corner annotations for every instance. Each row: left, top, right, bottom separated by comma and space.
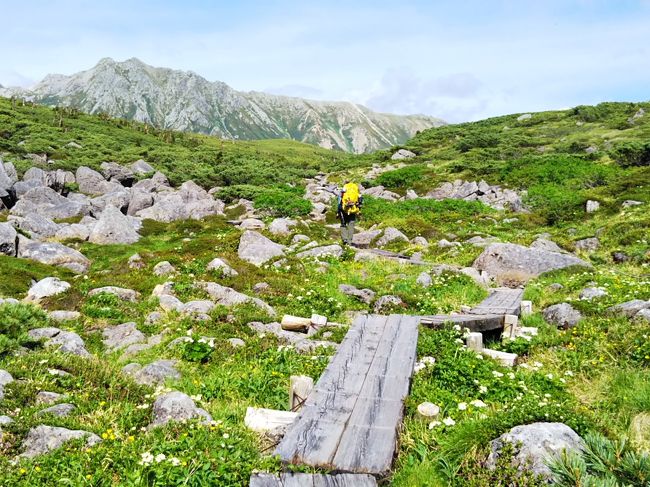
338, 181, 363, 245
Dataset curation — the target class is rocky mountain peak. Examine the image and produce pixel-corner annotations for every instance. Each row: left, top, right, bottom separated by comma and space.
1, 58, 445, 153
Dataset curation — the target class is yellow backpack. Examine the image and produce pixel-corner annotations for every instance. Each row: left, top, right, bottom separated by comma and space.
341, 183, 360, 214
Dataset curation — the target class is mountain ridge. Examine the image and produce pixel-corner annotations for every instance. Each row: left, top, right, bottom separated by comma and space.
0, 57, 445, 153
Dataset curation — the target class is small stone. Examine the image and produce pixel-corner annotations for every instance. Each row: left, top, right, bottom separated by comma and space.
607, 299, 650, 318
339, 284, 376, 305
20, 425, 101, 458
146, 311, 163, 324
579, 287, 608, 300
636, 309, 650, 323
412, 236, 429, 247
128, 359, 181, 386
548, 283, 564, 292
26, 277, 70, 302
543, 303, 582, 329
416, 272, 432, 287
585, 200, 600, 213
153, 261, 176, 276
89, 286, 140, 302
206, 257, 238, 277
373, 295, 404, 313
48, 311, 81, 322
36, 391, 67, 405
37, 403, 76, 417
102, 322, 146, 351
612, 251, 629, 263
227, 338, 245, 348
252, 282, 271, 294
149, 391, 212, 428
574, 237, 600, 252
128, 253, 145, 269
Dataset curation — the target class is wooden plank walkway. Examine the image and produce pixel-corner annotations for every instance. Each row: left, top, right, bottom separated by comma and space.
275, 314, 420, 476
420, 313, 504, 332
421, 288, 524, 332
470, 288, 524, 316
250, 473, 377, 487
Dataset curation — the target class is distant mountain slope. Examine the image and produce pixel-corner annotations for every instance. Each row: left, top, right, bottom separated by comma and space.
0, 58, 445, 153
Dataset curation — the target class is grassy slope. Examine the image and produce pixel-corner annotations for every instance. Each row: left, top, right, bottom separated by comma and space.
0, 100, 648, 486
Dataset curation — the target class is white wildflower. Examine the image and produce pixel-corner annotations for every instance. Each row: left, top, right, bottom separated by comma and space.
470, 399, 487, 408
428, 421, 441, 429
458, 402, 467, 411
139, 452, 154, 466
442, 417, 456, 426
155, 453, 166, 463
479, 385, 488, 394
492, 371, 504, 378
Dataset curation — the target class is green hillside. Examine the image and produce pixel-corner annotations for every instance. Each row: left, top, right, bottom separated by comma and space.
0, 97, 648, 486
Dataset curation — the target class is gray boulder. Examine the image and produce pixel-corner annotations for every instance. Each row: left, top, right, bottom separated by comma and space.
28, 327, 63, 340
100, 162, 135, 185
26, 277, 71, 302
102, 322, 146, 352
352, 229, 383, 248
130, 159, 155, 175
339, 284, 376, 305
391, 149, 416, 160
182, 300, 216, 316
76, 166, 121, 196
374, 295, 404, 313
574, 237, 600, 252
240, 218, 266, 230
543, 303, 582, 329
579, 287, 608, 300
416, 272, 433, 287
487, 422, 584, 479
124, 360, 181, 386
46, 331, 90, 357
19, 241, 91, 274
127, 189, 154, 216
200, 281, 276, 316
636, 309, 650, 323
473, 243, 590, 282
149, 391, 212, 428
530, 238, 565, 254
9, 213, 59, 240
238, 230, 285, 266
35, 391, 66, 405
158, 294, 184, 312
607, 300, 650, 318
376, 227, 409, 247
48, 310, 81, 322
0, 222, 17, 256
89, 205, 140, 244
54, 223, 91, 242
21, 425, 101, 458
268, 218, 297, 236
206, 257, 238, 277
136, 193, 186, 222
11, 187, 88, 219
37, 403, 76, 417
89, 286, 140, 302
89, 190, 131, 216
296, 244, 343, 260
153, 261, 176, 276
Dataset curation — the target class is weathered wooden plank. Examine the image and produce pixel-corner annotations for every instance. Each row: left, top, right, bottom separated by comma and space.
331, 315, 419, 474
470, 288, 524, 316
276, 314, 420, 475
420, 313, 504, 332
250, 473, 378, 487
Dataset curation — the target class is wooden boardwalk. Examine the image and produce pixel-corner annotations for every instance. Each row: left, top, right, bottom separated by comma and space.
275, 314, 420, 476
421, 288, 524, 332
250, 473, 377, 486
470, 288, 524, 316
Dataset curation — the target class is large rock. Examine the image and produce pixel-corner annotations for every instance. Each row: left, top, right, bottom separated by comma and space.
100, 162, 135, 186
149, 391, 212, 428
18, 241, 91, 274
296, 244, 343, 260
46, 330, 91, 357
130, 159, 155, 175
21, 425, 101, 458
607, 300, 650, 318
238, 231, 285, 266
268, 218, 297, 236
89, 205, 140, 244
48, 310, 81, 322
89, 286, 140, 302
11, 187, 88, 220
200, 281, 276, 316
0, 370, 13, 400
0, 222, 17, 256
102, 322, 146, 351
574, 237, 600, 252
543, 303, 582, 329
206, 258, 238, 277
352, 229, 382, 248
89, 190, 132, 216
76, 166, 121, 196
26, 277, 71, 302
487, 422, 584, 478
339, 284, 376, 305
54, 223, 91, 242
136, 193, 186, 222
37, 403, 76, 417
374, 295, 404, 313
376, 227, 409, 247
391, 149, 416, 160
473, 243, 590, 282
127, 189, 154, 216
9, 213, 59, 240
124, 360, 181, 386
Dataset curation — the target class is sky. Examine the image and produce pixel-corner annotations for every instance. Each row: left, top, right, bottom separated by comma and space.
1, 0, 649, 122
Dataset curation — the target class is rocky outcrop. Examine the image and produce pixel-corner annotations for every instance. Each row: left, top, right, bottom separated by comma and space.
18, 241, 91, 274
89, 205, 141, 244
473, 243, 590, 283
426, 179, 526, 212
